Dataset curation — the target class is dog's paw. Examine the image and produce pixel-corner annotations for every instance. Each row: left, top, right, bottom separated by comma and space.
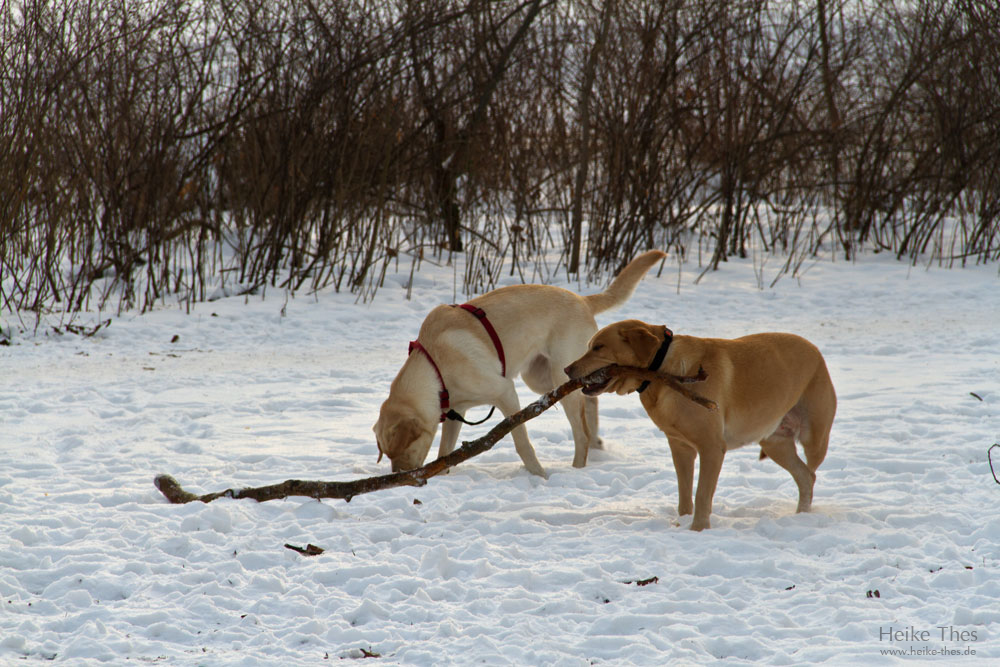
689, 518, 710, 531
525, 463, 549, 479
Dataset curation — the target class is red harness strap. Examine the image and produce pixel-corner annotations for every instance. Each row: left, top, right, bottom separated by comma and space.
407, 304, 506, 423
407, 340, 450, 421
455, 303, 506, 377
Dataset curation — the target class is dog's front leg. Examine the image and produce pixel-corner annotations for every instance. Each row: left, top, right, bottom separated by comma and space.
495, 387, 547, 478
438, 416, 463, 458
691, 443, 726, 531
667, 438, 697, 518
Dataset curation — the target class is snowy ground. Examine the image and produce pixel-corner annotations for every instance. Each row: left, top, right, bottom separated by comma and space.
2, 251, 999, 665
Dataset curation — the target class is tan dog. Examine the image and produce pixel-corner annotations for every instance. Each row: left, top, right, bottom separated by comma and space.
565, 320, 836, 530
374, 251, 666, 477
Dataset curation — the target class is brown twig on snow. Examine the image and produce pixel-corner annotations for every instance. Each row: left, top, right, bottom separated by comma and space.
624, 576, 660, 587
284, 543, 325, 556
153, 364, 714, 505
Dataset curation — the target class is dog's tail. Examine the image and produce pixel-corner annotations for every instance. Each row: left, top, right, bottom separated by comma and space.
583, 250, 666, 315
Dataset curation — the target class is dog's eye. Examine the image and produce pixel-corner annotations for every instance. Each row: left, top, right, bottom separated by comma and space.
592, 343, 604, 352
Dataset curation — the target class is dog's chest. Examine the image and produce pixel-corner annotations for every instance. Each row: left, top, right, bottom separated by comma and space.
639, 390, 689, 439
638, 385, 730, 446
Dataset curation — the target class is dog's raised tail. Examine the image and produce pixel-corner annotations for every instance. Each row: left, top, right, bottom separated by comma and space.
583, 250, 666, 315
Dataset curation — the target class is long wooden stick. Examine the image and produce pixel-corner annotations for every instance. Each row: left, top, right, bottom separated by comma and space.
153, 364, 713, 504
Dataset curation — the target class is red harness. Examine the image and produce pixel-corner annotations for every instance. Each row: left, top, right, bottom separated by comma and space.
408, 303, 505, 423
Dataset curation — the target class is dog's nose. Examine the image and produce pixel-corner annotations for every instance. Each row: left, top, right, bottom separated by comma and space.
564, 364, 575, 378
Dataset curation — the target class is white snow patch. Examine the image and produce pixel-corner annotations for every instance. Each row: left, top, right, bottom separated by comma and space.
2, 253, 999, 664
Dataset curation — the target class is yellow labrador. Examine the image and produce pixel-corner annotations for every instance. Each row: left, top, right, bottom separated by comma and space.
565, 320, 836, 530
374, 251, 666, 477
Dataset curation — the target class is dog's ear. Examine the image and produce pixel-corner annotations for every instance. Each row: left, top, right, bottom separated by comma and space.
621, 325, 663, 367
382, 417, 422, 459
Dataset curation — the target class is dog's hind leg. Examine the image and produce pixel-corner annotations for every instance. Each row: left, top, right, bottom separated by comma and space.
802, 427, 830, 474
759, 433, 815, 513
524, 354, 596, 468
560, 389, 593, 468
583, 395, 603, 451
551, 363, 597, 467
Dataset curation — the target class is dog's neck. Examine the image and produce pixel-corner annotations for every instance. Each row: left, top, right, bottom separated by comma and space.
637, 328, 674, 394
396, 351, 448, 426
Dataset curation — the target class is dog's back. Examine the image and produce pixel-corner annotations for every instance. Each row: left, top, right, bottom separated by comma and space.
381, 250, 666, 474
662, 332, 835, 456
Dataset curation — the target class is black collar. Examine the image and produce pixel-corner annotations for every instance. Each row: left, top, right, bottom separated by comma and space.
637, 328, 673, 394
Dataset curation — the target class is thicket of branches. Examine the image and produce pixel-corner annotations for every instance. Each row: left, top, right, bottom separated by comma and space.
2, 0, 998, 318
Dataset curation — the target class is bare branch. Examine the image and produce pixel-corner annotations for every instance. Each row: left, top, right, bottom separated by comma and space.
153, 364, 713, 505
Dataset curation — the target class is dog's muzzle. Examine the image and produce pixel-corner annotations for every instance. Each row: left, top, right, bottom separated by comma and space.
566, 363, 609, 396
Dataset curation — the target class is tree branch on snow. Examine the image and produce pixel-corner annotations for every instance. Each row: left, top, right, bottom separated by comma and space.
153, 365, 714, 505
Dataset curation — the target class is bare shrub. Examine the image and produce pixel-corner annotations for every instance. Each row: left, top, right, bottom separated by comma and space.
2, 0, 998, 324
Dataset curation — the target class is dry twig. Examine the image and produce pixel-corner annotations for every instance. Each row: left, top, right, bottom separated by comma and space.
154, 364, 713, 504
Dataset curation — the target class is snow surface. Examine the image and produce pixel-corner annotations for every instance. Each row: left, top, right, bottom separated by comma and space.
2, 252, 999, 665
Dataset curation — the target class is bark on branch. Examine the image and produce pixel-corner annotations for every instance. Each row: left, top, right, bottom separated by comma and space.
153, 364, 713, 505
